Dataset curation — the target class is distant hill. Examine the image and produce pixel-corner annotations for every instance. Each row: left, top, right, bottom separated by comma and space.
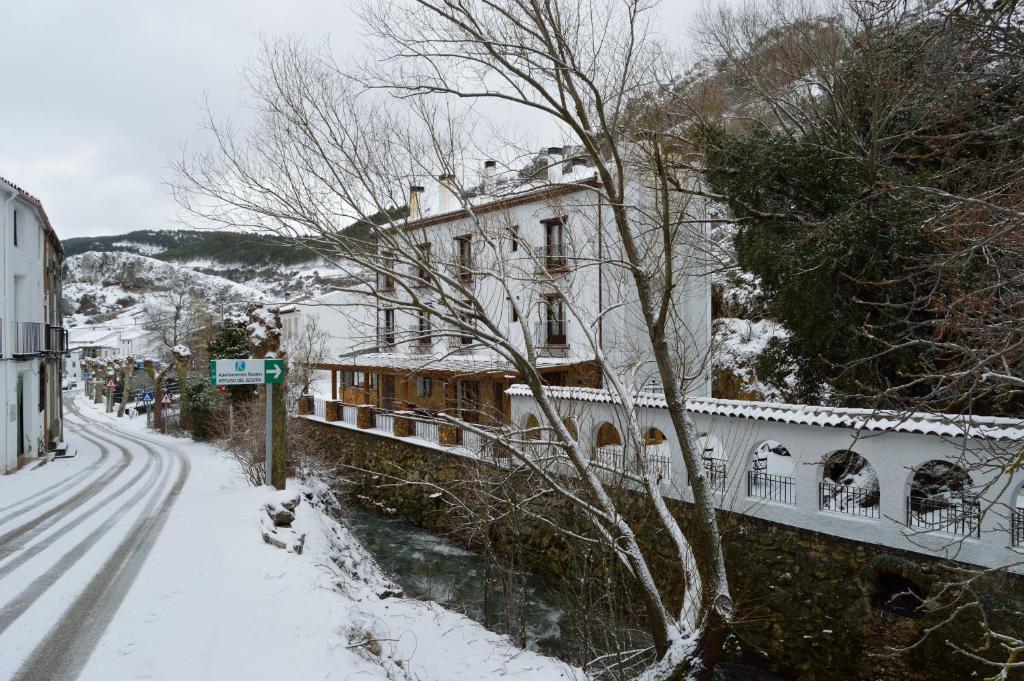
61, 209, 405, 267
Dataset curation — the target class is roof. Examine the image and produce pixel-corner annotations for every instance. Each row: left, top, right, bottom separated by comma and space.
392, 171, 600, 234
504, 385, 1024, 441
0, 175, 62, 255
319, 351, 586, 376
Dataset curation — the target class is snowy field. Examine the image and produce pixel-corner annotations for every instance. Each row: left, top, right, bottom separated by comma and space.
0, 395, 583, 681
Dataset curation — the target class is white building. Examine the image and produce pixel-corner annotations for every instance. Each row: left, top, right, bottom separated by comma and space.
1, 177, 66, 471
313, 150, 711, 422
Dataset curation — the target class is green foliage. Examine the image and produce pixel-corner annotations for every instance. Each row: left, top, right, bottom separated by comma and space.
181, 377, 222, 441
208, 323, 250, 360
701, 127, 936, 403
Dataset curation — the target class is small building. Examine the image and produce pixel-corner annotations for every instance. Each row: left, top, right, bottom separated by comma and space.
1, 177, 67, 471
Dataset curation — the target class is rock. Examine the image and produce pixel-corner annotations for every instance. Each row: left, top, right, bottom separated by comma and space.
265, 505, 296, 527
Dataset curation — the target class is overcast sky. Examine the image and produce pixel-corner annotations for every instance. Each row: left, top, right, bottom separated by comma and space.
0, 1, 699, 240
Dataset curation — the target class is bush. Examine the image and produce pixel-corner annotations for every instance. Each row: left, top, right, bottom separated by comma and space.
181, 377, 223, 441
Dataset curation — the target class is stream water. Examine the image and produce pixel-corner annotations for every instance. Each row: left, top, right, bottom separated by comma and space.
341, 501, 788, 680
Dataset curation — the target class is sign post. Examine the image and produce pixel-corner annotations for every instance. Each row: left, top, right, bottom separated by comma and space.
210, 359, 286, 487
142, 391, 154, 427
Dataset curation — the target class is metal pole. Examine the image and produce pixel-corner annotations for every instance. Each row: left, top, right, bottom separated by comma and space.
265, 383, 273, 486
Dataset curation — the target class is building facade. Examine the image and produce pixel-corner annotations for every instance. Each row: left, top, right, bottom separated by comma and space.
1, 177, 66, 471
314, 150, 712, 429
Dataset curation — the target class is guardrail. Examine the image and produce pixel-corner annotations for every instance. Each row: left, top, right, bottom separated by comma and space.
45, 324, 67, 354
313, 397, 327, 419
748, 471, 796, 504
342, 405, 358, 425
415, 419, 439, 443
907, 495, 981, 538
819, 481, 880, 519
374, 411, 395, 433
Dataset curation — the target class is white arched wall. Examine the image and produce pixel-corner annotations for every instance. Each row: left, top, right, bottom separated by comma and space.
509, 390, 1024, 571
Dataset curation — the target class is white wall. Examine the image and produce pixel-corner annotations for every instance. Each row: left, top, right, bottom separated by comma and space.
509, 390, 1024, 571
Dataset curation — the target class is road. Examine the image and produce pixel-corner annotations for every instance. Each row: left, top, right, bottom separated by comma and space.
0, 399, 189, 681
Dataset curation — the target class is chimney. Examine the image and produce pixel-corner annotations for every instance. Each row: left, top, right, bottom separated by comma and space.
437, 174, 456, 212
408, 185, 425, 220
482, 160, 497, 192
546, 147, 563, 183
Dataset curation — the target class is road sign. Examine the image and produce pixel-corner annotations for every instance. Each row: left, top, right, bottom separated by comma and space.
141, 391, 154, 403
209, 359, 285, 386
162, 393, 173, 405
106, 379, 116, 389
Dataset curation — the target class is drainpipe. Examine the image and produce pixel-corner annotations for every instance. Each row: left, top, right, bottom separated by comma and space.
2, 189, 16, 471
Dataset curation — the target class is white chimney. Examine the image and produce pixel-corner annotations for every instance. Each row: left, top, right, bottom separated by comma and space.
408, 185, 425, 220
437, 174, 456, 212
546, 147, 563, 183
482, 160, 497, 193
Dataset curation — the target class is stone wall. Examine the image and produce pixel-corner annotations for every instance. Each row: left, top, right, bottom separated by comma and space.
293, 417, 1024, 680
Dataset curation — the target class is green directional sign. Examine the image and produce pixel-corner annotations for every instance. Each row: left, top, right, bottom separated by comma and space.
210, 359, 285, 386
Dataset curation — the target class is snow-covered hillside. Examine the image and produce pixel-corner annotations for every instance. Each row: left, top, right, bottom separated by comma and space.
63, 251, 267, 327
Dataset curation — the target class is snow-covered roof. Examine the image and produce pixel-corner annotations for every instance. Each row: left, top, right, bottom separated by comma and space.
68, 327, 122, 348
505, 385, 1024, 441
323, 352, 585, 375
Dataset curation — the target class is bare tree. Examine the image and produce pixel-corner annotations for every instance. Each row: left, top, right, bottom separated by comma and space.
170, 3, 756, 676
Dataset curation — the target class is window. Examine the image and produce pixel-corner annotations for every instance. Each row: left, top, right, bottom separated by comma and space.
509, 225, 520, 252
416, 310, 431, 346
380, 308, 396, 346
378, 251, 395, 291
543, 294, 566, 345
415, 243, 432, 284
457, 300, 474, 345
508, 297, 519, 323
455, 235, 473, 281
416, 375, 433, 398
543, 217, 567, 270
13, 209, 18, 246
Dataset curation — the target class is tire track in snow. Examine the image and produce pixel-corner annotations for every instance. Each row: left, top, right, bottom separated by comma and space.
0, 445, 166, 636
0, 443, 133, 560
0, 441, 110, 518
0, 430, 158, 582
7, 409, 190, 681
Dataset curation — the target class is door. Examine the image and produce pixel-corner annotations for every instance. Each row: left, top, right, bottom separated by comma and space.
381, 374, 396, 409
16, 375, 25, 456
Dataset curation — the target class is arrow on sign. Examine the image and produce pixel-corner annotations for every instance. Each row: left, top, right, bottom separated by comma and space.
267, 363, 282, 380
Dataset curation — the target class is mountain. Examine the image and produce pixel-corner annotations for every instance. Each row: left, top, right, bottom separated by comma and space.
61, 230, 321, 266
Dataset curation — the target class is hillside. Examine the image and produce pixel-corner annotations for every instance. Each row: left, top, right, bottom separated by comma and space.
61, 229, 322, 266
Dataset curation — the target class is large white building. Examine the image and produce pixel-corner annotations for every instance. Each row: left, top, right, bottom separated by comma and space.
1, 177, 66, 471
312, 150, 711, 425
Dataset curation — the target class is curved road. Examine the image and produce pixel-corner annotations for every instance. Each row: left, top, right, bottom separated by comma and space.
0, 399, 189, 681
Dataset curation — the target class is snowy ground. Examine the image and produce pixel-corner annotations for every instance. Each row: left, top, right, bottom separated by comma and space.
0, 394, 584, 681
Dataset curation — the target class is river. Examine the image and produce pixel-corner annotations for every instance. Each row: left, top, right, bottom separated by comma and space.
341, 502, 788, 680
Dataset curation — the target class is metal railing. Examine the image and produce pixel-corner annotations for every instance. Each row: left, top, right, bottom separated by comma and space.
342, 405, 358, 425
534, 321, 569, 358
313, 396, 327, 419
748, 471, 795, 504
906, 495, 981, 538
374, 411, 395, 434
415, 419, 440, 443
45, 324, 67, 354
702, 455, 727, 493
1012, 508, 1023, 547
593, 444, 671, 479
820, 481, 880, 519
459, 428, 484, 454
13, 321, 43, 355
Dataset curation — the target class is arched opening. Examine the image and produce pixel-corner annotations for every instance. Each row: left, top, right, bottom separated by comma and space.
748, 440, 795, 504
596, 422, 622, 447
907, 460, 978, 537
523, 413, 543, 440
696, 432, 726, 492
820, 450, 880, 518
643, 427, 671, 480
593, 422, 624, 473
562, 417, 579, 442
871, 572, 925, 619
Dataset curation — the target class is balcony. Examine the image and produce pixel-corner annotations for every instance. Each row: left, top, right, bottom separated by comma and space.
13, 322, 44, 357
377, 327, 396, 352
534, 244, 569, 275
46, 324, 68, 355
534, 322, 569, 358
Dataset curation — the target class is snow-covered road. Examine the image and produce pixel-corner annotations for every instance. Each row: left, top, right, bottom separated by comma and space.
0, 397, 585, 681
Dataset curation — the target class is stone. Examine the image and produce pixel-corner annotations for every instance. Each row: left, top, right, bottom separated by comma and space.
265, 505, 295, 527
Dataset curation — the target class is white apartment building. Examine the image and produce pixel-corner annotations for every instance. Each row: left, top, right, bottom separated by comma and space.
314, 150, 711, 424
1, 177, 66, 471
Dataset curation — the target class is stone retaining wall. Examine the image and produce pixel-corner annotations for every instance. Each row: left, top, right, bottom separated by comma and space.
293, 416, 1024, 680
